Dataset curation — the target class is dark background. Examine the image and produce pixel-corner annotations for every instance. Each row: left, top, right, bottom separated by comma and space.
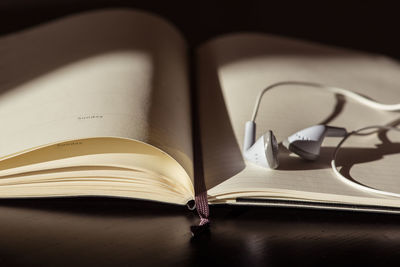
1, 1, 400, 266
1, 0, 400, 59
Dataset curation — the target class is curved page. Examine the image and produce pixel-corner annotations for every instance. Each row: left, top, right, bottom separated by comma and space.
0, 137, 194, 204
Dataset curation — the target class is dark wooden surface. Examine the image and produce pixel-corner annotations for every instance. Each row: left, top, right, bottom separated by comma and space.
0, 198, 198, 266
1, 2, 400, 266
1, 198, 400, 266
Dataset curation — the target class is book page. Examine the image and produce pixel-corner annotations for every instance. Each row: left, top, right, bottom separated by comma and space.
0, 137, 194, 204
196, 33, 400, 204
0, 9, 193, 180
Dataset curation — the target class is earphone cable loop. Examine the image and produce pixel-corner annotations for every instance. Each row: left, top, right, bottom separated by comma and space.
331, 125, 400, 199
251, 81, 400, 122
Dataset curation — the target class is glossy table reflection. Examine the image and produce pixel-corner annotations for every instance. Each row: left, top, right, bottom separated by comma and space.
1, 197, 400, 266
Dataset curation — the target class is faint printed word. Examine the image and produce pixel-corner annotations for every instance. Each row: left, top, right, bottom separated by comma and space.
77, 115, 104, 120
57, 141, 83, 147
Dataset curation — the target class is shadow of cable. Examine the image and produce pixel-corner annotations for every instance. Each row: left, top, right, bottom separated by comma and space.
278, 118, 400, 180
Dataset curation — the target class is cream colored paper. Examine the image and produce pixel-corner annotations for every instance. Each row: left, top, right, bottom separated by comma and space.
197, 33, 400, 206
0, 9, 193, 181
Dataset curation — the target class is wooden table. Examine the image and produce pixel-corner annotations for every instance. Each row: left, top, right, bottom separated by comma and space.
1, 198, 400, 266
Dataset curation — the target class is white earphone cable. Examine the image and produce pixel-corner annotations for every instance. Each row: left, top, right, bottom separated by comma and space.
250, 81, 400, 199
251, 81, 400, 121
331, 125, 400, 199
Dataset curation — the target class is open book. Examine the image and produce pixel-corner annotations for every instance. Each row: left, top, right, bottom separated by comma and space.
1, 8, 400, 213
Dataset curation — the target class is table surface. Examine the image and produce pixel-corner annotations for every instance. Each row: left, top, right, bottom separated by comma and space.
1, 197, 400, 266
1, 2, 400, 266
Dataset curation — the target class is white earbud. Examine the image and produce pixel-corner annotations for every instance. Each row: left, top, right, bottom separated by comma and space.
283, 125, 347, 160
242, 81, 400, 200
244, 81, 400, 168
243, 121, 279, 169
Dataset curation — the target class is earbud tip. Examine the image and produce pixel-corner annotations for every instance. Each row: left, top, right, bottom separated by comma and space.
243, 130, 279, 169
266, 131, 279, 169
282, 138, 319, 161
